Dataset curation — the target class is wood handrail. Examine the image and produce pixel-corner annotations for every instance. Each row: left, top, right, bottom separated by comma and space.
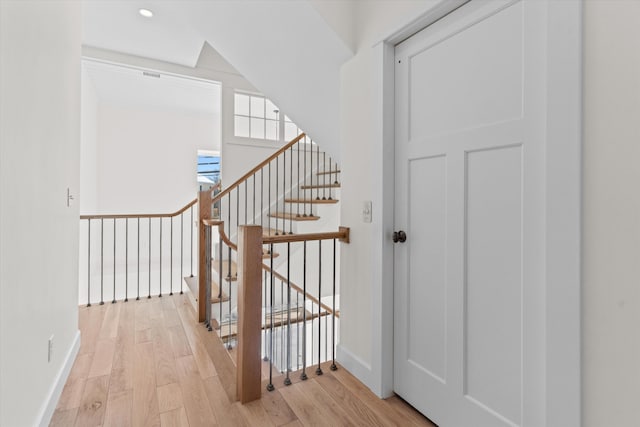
211, 133, 307, 205
80, 198, 198, 220
262, 264, 339, 318
262, 226, 350, 245
202, 219, 237, 251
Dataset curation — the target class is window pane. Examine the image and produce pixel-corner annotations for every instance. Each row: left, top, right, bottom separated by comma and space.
235, 116, 250, 137
235, 93, 249, 116
265, 99, 279, 120
250, 96, 265, 118
251, 118, 265, 139
285, 122, 298, 141
265, 120, 278, 140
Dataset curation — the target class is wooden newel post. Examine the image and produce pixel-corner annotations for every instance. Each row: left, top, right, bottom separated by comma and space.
197, 189, 212, 323
237, 225, 263, 403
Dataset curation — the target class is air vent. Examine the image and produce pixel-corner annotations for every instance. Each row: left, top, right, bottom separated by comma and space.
142, 71, 161, 78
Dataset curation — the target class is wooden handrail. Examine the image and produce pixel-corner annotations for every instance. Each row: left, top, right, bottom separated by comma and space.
202, 219, 237, 251
262, 226, 350, 245
80, 198, 198, 220
211, 133, 307, 204
262, 264, 339, 318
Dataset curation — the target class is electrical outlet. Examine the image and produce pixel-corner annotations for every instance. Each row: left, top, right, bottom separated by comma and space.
48, 335, 54, 362
362, 201, 372, 223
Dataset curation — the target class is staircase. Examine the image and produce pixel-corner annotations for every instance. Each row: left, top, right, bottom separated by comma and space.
184, 133, 342, 333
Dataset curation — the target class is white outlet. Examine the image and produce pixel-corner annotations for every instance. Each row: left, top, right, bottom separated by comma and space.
48, 335, 54, 362
362, 201, 372, 223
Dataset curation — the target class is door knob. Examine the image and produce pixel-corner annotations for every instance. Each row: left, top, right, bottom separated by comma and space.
393, 230, 407, 243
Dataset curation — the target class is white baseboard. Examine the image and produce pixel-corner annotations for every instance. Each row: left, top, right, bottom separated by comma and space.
37, 330, 81, 427
336, 344, 374, 391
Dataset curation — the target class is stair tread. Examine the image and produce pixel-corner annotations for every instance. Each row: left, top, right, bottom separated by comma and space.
316, 170, 341, 176
284, 198, 338, 204
212, 260, 237, 282
184, 275, 230, 303
268, 212, 320, 221
300, 183, 341, 189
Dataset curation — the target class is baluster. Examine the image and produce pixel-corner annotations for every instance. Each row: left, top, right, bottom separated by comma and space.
112, 218, 117, 303
316, 239, 322, 375
285, 242, 292, 385
245, 181, 248, 225
170, 217, 173, 296
280, 279, 284, 371
283, 149, 287, 234
275, 156, 279, 235
328, 158, 334, 200
263, 270, 268, 362
323, 152, 327, 200
148, 217, 152, 299
297, 141, 301, 218
190, 206, 194, 277
268, 162, 272, 234
87, 219, 91, 307
100, 218, 104, 305
303, 138, 307, 217
125, 218, 128, 302
296, 290, 300, 371
331, 238, 337, 370
159, 218, 162, 297
301, 241, 308, 380
290, 145, 293, 234
137, 218, 140, 300
267, 244, 275, 391
219, 233, 223, 334
180, 213, 183, 294
316, 144, 321, 201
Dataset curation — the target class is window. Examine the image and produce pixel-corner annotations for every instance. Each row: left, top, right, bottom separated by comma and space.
197, 154, 220, 191
234, 92, 302, 142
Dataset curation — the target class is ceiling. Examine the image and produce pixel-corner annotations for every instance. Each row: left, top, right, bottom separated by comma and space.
83, 1, 204, 67
82, 1, 221, 116
83, 59, 221, 115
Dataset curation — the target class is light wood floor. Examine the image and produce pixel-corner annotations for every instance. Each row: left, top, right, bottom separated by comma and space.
51, 294, 436, 427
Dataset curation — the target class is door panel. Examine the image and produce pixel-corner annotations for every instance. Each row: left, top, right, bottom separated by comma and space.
465, 145, 522, 425
407, 155, 447, 382
394, 1, 546, 426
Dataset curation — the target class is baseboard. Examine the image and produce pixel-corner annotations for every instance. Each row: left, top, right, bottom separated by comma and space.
37, 330, 81, 427
336, 344, 374, 391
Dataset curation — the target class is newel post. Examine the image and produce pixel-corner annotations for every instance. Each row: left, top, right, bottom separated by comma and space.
237, 225, 263, 403
197, 189, 212, 323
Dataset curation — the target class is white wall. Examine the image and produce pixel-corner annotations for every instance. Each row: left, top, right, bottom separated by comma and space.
0, 1, 81, 426
81, 66, 99, 213
95, 103, 218, 213
583, 2, 640, 426
336, 0, 439, 388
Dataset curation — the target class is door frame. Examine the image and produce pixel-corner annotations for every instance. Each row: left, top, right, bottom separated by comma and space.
371, 1, 582, 425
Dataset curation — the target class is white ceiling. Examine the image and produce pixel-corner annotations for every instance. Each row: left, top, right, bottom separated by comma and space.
83, 59, 221, 115
83, 1, 204, 67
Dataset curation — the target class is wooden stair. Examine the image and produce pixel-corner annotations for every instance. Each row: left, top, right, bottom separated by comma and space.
284, 198, 338, 204
268, 212, 320, 221
184, 275, 230, 303
217, 306, 327, 340
212, 260, 237, 282
316, 170, 340, 175
300, 183, 340, 190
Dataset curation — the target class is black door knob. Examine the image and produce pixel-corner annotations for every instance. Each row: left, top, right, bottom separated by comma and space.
393, 230, 407, 243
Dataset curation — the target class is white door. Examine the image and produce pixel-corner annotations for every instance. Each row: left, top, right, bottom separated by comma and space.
394, 1, 548, 426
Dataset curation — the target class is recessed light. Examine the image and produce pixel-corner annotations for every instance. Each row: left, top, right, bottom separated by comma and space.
139, 8, 153, 18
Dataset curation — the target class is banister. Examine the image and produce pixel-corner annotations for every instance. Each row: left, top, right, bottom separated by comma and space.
262, 264, 339, 318
211, 133, 307, 204
202, 219, 237, 251
261, 226, 350, 245
80, 198, 198, 220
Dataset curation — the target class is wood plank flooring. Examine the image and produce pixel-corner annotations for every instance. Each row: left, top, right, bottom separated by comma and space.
51, 294, 435, 426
